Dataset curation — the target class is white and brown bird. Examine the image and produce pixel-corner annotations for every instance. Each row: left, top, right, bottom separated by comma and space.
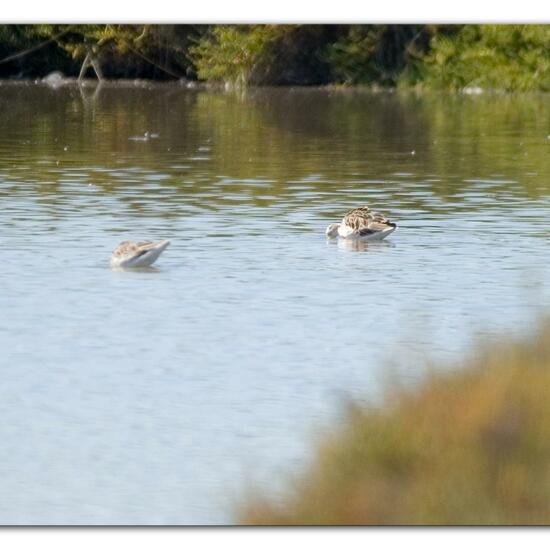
325, 206, 397, 241
110, 240, 170, 268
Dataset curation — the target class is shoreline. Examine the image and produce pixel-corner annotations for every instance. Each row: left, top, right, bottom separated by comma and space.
1, 77, 548, 96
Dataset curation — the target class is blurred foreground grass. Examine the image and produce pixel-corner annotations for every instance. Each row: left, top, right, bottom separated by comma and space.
240, 320, 550, 525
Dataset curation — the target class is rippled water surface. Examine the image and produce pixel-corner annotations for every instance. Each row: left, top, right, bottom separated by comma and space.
1, 83, 549, 524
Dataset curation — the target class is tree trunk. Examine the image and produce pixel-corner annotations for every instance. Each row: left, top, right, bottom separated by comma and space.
78, 49, 104, 81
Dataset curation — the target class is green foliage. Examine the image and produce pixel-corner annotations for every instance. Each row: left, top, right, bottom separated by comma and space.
240, 319, 550, 525
325, 25, 431, 86
0, 24, 201, 79
189, 25, 294, 87
189, 24, 431, 87
2, 24, 550, 90
49, 24, 201, 79
410, 25, 550, 91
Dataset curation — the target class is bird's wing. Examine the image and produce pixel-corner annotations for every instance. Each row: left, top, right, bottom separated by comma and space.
342, 207, 396, 237
341, 207, 373, 230
112, 241, 154, 262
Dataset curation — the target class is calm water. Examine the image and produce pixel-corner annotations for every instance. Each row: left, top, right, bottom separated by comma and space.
1, 82, 549, 524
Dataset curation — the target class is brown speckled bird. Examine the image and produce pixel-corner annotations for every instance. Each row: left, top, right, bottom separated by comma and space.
325, 206, 397, 241
110, 240, 170, 268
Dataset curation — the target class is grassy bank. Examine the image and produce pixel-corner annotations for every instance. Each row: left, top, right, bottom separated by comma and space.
240, 320, 550, 525
1, 25, 550, 90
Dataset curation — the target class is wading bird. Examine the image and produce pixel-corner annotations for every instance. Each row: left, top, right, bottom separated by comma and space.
325, 206, 396, 241
110, 240, 170, 268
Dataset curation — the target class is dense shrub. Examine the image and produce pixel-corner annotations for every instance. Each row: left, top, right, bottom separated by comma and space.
189, 25, 340, 86
411, 25, 550, 91
325, 24, 432, 85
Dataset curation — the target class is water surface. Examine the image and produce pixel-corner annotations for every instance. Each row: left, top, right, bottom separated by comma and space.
1, 83, 549, 524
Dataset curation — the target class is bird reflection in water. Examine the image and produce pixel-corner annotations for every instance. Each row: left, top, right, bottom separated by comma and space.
332, 239, 395, 252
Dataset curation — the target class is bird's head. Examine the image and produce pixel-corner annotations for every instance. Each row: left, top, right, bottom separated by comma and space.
325, 223, 340, 238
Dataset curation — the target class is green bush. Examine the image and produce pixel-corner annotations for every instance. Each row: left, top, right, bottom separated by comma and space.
325, 24, 431, 86
409, 25, 550, 91
189, 25, 279, 87
189, 25, 339, 87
